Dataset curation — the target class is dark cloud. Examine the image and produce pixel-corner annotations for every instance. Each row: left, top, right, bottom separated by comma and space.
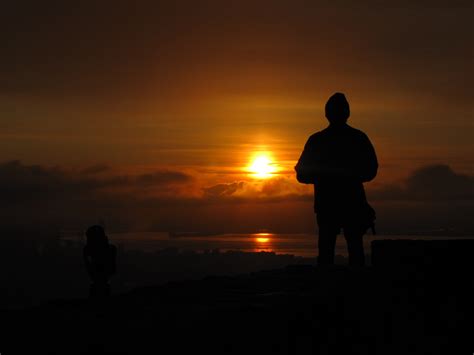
0, 160, 110, 203
203, 182, 245, 198
202, 177, 312, 203
136, 171, 191, 186
0, 160, 192, 204
201, 165, 474, 205
0, 161, 472, 234
369, 165, 474, 201
80, 164, 111, 175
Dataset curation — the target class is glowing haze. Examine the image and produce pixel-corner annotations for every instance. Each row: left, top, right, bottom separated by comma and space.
0, 1, 472, 234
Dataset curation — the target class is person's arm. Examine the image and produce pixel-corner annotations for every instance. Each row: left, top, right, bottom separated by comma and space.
358, 134, 378, 182
296, 135, 348, 183
295, 137, 317, 184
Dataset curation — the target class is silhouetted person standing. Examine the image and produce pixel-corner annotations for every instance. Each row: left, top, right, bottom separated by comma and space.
295, 93, 377, 266
83, 225, 117, 299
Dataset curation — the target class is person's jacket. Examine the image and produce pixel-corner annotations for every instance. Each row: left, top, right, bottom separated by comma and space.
295, 123, 378, 213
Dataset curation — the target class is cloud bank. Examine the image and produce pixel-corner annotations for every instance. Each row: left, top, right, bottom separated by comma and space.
369, 165, 473, 201
0, 160, 193, 205
0, 160, 472, 234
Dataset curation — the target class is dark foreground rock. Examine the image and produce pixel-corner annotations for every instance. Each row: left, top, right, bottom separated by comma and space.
0, 265, 472, 355
372, 239, 474, 271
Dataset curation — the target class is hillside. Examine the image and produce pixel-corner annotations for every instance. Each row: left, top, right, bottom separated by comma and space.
1, 263, 471, 355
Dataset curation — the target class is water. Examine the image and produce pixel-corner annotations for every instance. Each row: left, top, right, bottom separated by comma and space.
68, 232, 474, 258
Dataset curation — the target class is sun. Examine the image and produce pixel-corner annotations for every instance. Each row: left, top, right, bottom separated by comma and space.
254, 232, 271, 243
247, 153, 277, 178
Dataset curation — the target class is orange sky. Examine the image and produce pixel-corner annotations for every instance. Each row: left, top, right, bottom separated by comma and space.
0, 1, 472, 233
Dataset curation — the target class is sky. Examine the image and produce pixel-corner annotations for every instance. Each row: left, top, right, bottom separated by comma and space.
0, 1, 473, 235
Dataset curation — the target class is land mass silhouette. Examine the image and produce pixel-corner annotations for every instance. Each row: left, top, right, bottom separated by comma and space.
1, 239, 472, 355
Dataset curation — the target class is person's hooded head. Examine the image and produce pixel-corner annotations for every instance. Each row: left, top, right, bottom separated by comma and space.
325, 92, 350, 125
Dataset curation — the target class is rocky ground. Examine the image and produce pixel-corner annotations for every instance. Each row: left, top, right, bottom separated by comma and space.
0, 264, 471, 355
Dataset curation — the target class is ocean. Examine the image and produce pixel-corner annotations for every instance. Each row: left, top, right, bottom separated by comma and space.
68, 232, 474, 258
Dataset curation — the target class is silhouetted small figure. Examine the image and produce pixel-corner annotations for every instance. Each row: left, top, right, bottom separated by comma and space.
295, 93, 378, 266
83, 225, 117, 299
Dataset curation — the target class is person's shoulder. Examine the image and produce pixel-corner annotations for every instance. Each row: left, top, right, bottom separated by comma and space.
345, 124, 365, 135
304, 130, 325, 148
346, 125, 370, 140
308, 128, 328, 140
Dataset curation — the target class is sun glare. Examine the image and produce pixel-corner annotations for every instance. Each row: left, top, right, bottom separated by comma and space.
247, 153, 277, 178
254, 232, 272, 243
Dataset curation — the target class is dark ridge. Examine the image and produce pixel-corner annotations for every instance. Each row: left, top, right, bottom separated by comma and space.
371, 239, 474, 271
1, 262, 471, 355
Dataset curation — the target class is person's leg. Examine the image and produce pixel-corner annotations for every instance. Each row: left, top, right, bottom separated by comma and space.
343, 227, 365, 266
317, 215, 339, 266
